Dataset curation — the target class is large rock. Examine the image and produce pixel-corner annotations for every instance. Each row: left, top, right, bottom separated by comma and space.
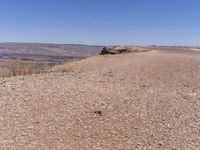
100, 46, 150, 55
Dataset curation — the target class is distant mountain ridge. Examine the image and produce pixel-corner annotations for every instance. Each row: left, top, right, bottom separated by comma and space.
0, 43, 103, 57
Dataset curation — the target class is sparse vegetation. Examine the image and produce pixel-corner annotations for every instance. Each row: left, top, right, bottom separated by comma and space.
3, 59, 37, 77
6, 59, 36, 76
0, 58, 75, 78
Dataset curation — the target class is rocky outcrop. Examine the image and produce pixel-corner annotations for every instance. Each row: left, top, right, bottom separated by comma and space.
100, 46, 150, 55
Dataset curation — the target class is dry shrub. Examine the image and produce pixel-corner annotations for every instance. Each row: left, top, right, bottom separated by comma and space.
5, 59, 36, 76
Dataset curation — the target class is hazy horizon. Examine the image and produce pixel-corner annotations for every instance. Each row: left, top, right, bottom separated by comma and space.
1, 0, 200, 45
1, 42, 200, 47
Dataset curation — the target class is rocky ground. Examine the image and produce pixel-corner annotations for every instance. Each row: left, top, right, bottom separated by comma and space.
0, 49, 200, 149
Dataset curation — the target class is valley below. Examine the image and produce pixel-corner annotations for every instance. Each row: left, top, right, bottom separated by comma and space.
0, 43, 103, 67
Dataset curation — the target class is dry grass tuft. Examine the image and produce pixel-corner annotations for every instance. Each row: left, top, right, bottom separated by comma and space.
4, 59, 37, 77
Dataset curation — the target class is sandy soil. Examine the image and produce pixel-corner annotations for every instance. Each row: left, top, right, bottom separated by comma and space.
0, 49, 200, 149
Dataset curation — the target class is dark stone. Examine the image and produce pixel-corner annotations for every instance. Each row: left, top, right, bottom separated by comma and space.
94, 111, 102, 115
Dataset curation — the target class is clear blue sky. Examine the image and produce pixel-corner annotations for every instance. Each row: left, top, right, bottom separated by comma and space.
0, 0, 199, 45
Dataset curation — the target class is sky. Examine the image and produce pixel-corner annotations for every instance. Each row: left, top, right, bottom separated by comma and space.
0, 0, 200, 45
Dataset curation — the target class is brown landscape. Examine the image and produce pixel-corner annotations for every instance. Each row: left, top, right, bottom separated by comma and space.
0, 46, 200, 149
0, 43, 102, 67
0, 43, 103, 77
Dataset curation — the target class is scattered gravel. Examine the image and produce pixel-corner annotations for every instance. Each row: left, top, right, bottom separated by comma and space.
0, 50, 200, 149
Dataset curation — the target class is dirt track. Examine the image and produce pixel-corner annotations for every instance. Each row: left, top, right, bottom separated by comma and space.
0, 49, 200, 149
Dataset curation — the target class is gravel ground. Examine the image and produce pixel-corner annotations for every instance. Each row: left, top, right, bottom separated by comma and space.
0, 50, 200, 149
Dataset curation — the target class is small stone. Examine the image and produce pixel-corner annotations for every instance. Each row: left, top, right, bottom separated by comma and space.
94, 111, 102, 116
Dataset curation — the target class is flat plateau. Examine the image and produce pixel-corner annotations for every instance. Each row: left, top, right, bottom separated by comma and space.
0, 48, 200, 149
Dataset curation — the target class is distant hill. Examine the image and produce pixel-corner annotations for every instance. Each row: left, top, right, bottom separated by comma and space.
0, 43, 103, 64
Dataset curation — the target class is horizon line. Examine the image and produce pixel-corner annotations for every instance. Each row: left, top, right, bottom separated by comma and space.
0, 41, 200, 47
